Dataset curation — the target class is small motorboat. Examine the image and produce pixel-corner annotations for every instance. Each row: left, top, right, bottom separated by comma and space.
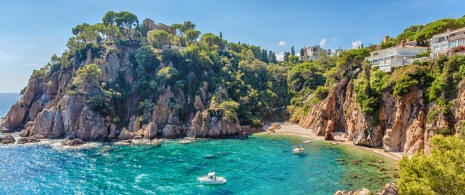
197, 172, 226, 184
303, 140, 312, 144
292, 146, 304, 154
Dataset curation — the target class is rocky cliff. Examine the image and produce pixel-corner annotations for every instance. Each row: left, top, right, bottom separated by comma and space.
0, 46, 242, 141
300, 73, 461, 154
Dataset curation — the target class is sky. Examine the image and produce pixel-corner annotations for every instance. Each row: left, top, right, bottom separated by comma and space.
0, 0, 463, 92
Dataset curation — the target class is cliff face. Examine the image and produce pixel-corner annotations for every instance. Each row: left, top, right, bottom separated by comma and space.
300, 78, 460, 154
1, 47, 241, 141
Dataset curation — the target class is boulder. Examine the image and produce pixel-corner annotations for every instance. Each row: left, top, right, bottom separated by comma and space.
118, 128, 134, 140
19, 129, 29, 137
378, 183, 398, 195
143, 122, 158, 139
162, 124, 181, 138
17, 136, 39, 144
30, 108, 57, 138
61, 138, 85, 146
1, 134, 15, 144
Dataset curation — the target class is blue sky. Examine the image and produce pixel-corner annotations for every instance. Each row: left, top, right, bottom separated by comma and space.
0, 0, 463, 92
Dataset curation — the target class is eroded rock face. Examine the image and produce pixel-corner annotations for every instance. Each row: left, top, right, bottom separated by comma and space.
299, 79, 432, 153
30, 108, 58, 138
77, 106, 108, 141
1, 102, 28, 130
189, 108, 241, 138
383, 87, 425, 153
162, 124, 182, 138
143, 122, 157, 139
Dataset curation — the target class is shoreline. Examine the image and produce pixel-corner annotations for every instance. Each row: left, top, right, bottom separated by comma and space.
256, 123, 403, 161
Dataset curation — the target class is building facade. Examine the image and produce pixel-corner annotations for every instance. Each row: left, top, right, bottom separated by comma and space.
366, 41, 428, 72
299, 46, 326, 61
430, 27, 465, 58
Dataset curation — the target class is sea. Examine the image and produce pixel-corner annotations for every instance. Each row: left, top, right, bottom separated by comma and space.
0, 93, 397, 194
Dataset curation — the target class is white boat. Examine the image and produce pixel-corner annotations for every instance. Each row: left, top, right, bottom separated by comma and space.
303, 140, 312, 144
197, 172, 226, 184
292, 146, 304, 154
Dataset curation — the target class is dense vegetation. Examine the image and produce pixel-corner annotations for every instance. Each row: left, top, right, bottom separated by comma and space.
399, 135, 465, 194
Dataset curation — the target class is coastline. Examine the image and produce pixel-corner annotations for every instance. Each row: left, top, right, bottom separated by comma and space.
256, 123, 403, 161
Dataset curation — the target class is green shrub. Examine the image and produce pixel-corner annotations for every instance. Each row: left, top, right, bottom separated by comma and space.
431, 127, 452, 135
393, 76, 418, 97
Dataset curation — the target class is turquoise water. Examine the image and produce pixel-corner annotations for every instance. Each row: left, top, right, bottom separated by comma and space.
0, 137, 350, 194
0, 93, 397, 194
0, 93, 20, 117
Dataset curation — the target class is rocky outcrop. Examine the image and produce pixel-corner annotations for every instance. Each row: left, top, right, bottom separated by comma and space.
299, 79, 433, 153
143, 122, 157, 139
118, 128, 134, 140
61, 138, 85, 146
190, 108, 241, 138
378, 183, 399, 195
333, 188, 370, 195
1, 134, 16, 144
1, 45, 247, 142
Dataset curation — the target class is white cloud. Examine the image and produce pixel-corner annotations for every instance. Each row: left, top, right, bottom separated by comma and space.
351, 40, 363, 49
319, 38, 327, 47
278, 41, 286, 46
276, 52, 284, 61
0, 51, 22, 60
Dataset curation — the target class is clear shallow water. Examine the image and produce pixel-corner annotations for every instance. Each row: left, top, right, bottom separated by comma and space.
0, 135, 397, 194
0, 93, 20, 117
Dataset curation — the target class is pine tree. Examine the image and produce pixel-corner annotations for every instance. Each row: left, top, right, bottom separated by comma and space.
284, 52, 290, 62
291, 46, 295, 56
220, 31, 222, 39
269, 51, 277, 64
300, 48, 305, 57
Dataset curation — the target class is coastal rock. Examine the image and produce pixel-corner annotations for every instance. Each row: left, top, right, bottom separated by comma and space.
378, 183, 398, 195
143, 122, 157, 139
17, 136, 40, 144
61, 95, 86, 138
118, 128, 134, 140
1, 134, 16, 144
30, 108, 59, 138
77, 106, 108, 141
1, 102, 28, 130
28, 101, 43, 121
383, 87, 425, 152
333, 188, 370, 195
108, 124, 118, 140
162, 124, 181, 138
61, 138, 85, 146
19, 129, 29, 137
189, 108, 241, 138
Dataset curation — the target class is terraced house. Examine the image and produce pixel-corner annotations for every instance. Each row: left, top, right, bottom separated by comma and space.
366, 40, 428, 72
430, 27, 465, 58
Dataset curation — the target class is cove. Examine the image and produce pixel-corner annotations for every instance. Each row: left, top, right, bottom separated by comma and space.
0, 134, 397, 194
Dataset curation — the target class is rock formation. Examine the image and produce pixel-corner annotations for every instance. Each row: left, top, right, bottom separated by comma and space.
300, 77, 465, 154
0, 45, 243, 143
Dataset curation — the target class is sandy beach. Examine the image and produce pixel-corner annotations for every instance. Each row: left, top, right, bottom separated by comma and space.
257, 123, 403, 161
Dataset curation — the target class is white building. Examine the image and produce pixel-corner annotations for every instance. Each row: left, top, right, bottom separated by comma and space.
366, 41, 428, 72
299, 46, 326, 61
430, 27, 465, 58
